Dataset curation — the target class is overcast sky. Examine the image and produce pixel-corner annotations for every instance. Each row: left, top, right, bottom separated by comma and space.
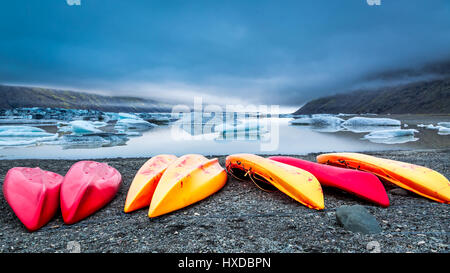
1, 0, 449, 106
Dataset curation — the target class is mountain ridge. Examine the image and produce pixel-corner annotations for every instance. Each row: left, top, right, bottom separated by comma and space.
0, 85, 172, 112
294, 77, 450, 115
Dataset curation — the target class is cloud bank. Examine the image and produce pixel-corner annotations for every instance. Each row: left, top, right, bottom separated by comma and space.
0, 0, 449, 105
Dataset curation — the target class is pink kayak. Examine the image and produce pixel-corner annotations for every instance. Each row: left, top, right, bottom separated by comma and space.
269, 156, 390, 207
60, 161, 122, 224
3, 167, 63, 231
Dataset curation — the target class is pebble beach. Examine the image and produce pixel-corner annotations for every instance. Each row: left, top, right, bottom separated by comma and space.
0, 149, 448, 253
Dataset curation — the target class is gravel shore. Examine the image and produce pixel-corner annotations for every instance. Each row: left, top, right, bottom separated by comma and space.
0, 149, 449, 253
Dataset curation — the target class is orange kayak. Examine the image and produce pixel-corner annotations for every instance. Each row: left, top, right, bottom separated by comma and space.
226, 154, 324, 210
148, 154, 227, 217
124, 154, 177, 213
317, 153, 450, 204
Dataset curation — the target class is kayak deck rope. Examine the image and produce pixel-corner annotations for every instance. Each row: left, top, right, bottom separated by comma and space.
226, 163, 277, 192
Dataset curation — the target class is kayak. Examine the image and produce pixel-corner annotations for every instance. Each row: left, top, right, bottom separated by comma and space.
269, 156, 389, 207
149, 154, 227, 217
61, 161, 122, 224
3, 167, 63, 231
226, 154, 324, 210
124, 154, 177, 213
317, 153, 450, 204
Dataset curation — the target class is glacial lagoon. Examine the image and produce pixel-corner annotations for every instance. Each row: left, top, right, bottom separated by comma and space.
0, 109, 449, 160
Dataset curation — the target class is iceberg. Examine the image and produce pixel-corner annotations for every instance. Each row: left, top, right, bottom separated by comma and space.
114, 118, 157, 130
342, 117, 401, 127
417, 124, 440, 130
438, 127, 450, 135
363, 129, 419, 144
138, 112, 179, 123
437, 122, 450, 128
0, 126, 56, 137
215, 119, 267, 134
60, 133, 129, 149
417, 122, 450, 135
0, 126, 59, 147
68, 120, 103, 135
118, 112, 140, 120
342, 117, 401, 133
289, 115, 344, 133
289, 116, 344, 126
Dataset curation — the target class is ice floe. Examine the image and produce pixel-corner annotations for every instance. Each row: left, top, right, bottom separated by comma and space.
342, 117, 401, 133
215, 119, 267, 134
438, 127, 450, 135
60, 133, 129, 149
114, 118, 157, 130
0, 126, 59, 147
417, 122, 450, 135
437, 122, 450, 128
342, 117, 401, 127
68, 120, 103, 135
289, 115, 344, 126
363, 129, 419, 144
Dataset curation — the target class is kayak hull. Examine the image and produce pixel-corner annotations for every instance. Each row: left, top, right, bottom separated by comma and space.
61, 161, 122, 224
3, 167, 63, 231
317, 153, 450, 204
269, 156, 389, 207
226, 154, 324, 210
124, 154, 177, 213
149, 154, 227, 218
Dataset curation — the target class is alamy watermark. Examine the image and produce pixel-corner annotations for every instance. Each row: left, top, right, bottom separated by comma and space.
170, 97, 280, 152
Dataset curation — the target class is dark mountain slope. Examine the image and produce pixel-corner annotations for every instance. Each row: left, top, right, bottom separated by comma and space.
295, 78, 450, 115
0, 85, 171, 112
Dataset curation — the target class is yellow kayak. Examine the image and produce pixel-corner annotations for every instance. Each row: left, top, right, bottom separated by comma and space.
317, 153, 450, 204
226, 154, 324, 210
148, 154, 227, 217
124, 154, 177, 213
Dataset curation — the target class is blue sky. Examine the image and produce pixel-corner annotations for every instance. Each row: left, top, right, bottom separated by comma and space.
0, 0, 449, 106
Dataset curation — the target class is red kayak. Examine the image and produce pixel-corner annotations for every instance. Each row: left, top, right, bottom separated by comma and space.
3, 167, 63, 231
61, 161, 122, 224
269, 156, 390, 207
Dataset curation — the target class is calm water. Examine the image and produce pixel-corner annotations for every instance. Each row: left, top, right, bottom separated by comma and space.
1, 115, 449, 160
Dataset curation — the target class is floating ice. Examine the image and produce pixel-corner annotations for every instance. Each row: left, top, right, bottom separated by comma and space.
138, 112, 179, 123
68, 120, 103, 135
438, 127, 450, 135
342, 117, 401, 133
115, 118, 157, 130
417, 122, 450, 136
289, 116, 344, 126
363, 129, 419, 144
337, 113, 357, 117
417, 124, 440, 130
216, 119, 267, 134
437, 122, 450, 128
0, 126, 59, 146
0, 126, 55, 137
60, 133, 129, 149
118, 112, 140, 120
343, 117, 401, 126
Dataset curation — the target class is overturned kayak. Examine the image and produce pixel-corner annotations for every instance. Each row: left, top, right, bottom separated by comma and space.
3, 167, 63, 231
317, 153, 450, 204
269, 156, 389, 207
226, 154, 324, 210
124, 154, 177, 213
149, 154, 227, 217
61, 161, 122, 224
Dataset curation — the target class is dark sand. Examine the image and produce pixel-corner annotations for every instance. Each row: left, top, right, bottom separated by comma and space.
0, 149, 448, 253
